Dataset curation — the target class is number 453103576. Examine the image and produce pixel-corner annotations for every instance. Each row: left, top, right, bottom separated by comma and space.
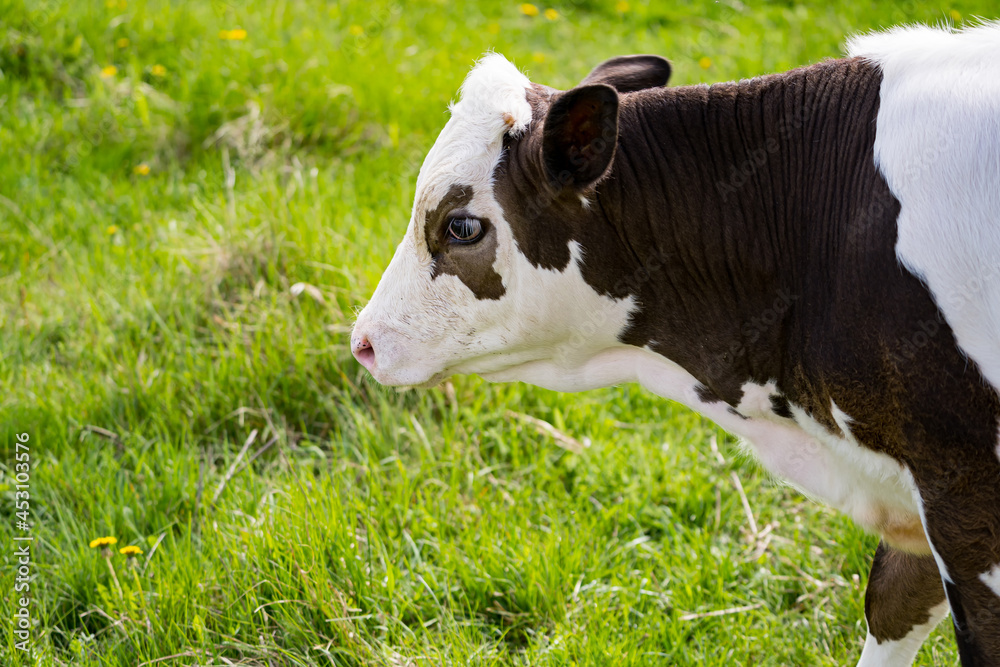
15, 433, 30, 524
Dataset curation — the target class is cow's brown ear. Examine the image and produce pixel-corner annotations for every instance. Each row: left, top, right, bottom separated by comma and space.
542, 84, 619, 190
581, 55, 671, 93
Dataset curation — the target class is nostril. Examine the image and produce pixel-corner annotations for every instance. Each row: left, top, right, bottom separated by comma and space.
352, 335, 376, 370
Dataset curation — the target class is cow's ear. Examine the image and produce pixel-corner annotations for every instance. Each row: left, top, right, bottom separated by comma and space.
542, 84, 619, 190
580, 54, 671, 93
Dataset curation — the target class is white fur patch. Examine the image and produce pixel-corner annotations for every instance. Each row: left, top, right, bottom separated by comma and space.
849, 23, 1000, 391
520, 351, 928, 551
979, 563, 1000, 598
915, 495, 953, 584
857, 600, 950, 667
740, 394, 922, 551
415, 54, 531, 211
454, 53, 533, 137
455, 242, 638, 387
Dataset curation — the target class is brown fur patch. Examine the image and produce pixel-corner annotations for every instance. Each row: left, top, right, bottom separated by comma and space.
424, 184, 505, 300
866, 541, 945, 642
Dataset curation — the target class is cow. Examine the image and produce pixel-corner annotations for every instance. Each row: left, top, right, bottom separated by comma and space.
351, 23, 1000, 666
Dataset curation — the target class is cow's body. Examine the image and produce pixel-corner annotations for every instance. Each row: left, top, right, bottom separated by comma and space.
352, 23, 1000, 666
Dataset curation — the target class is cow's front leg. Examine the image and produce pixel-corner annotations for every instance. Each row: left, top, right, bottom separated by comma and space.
918, 470, 1000, 666
857, 541, 949, 667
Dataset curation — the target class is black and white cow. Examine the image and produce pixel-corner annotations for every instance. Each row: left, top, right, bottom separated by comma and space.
352, 23, 1000, 666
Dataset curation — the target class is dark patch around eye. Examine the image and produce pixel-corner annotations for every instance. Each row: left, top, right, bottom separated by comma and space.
423, 184, 506, 300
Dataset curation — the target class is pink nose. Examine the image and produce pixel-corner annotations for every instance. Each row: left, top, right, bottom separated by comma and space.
352, 335, 376, 370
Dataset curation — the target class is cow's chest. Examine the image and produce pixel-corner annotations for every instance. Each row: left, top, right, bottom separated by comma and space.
634, 353, 929, 553
495, 346, 929, 553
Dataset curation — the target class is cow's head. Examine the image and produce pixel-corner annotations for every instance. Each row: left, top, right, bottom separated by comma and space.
352, 53, 671, 389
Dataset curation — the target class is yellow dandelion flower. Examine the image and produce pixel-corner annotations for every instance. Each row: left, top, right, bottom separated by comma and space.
950, 9, 962, 22
348, 24, 364, 36
532, 51, 546, 63
615, 1, 630, 12
487, 22, 501, 35
544, 8, 559, 20
520, 3, 539, 17
699, 56, 713, 69
119, 545, 143, 556
150, 64, 167, 77
116, 37, 129, 48
219, 28, 247, 40
100, 65, 117, 78
134, 163, 150, 176
89, 536, 118, 548
106, 225, 119, 235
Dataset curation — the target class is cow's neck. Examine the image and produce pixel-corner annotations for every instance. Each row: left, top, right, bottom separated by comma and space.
595, 57, 891, 408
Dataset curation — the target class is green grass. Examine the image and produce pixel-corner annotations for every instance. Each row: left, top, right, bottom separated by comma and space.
0, 0, 992, 664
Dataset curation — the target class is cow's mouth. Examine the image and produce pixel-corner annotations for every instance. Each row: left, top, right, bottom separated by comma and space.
386, 353, 544, 390
359, 337, 556, 390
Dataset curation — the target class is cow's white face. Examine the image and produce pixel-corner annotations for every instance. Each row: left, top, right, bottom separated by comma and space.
352, 53, 672, 389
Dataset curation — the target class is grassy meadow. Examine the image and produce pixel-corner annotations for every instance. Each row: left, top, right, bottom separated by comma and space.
1, 1, 994, 664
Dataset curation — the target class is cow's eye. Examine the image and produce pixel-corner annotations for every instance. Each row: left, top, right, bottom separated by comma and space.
447, 217, 483, 244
